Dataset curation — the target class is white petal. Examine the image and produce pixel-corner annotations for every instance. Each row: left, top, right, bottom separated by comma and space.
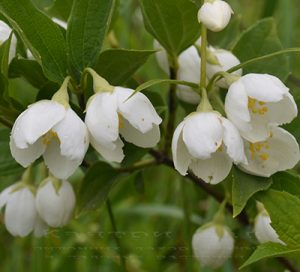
206, 49, 242, 88
189, 150, 233, 184
154, 40, 169, 75
254, 213, 284, 244
5, 188, 37, 237
192, 226, 234, 268
52, 17, 67, 29
115, 87, 162, 133
43, 139, 81, 179
10, 136, 46, 167
239, 127, 300, 177
241, 74, 289, 102
90, 135, 124, 163
0, 185, 15, 210
176, 87, 200, 104
53, 108, 89, 161
225, 80, 251, 132
221, 117, 247, 164
85, 92, 119, 150
182, 112, 223, 159
120, 118, 160, 148
11, 100, 65, 148
266, 92, 298, 125
36, 180, 75, 227
172, 121, 192, 175
0, 21, 12, 42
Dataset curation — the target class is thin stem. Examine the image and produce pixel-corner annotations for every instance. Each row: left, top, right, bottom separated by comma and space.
200, 24, 207, 89
0, 116, 13, 128
180, 179, 193, 271
117, 159, 157, 173
106, 199, 127, 271
164, 63, 178, 154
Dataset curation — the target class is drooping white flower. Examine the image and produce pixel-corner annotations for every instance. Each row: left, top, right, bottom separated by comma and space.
36, 178, 75, 228
225, 74, 298, 142
0, 184, 48, 237
172, 111, 246, 184
192, 224, 234, 268
0, 20, 17, 62
254, 211, 284, 245
154, 40, 201, 104
238, 126, 300, 177
206, 46, 242, 88
10, 78, 89, 179
85, 69, 162, 163
198, 0, 233, 32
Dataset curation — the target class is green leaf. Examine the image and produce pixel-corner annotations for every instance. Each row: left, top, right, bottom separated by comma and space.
0, 0, 68, 83
232, 18, 289, 80
257, 190, 300, 248
271, 171, 300, 198
241, 242, 300, 268
77, 162, 123, 212
139, 0, 200, 57
8, 58, 48, 89
95, 49, 156, 85
67, 0, 114, 74
0, 128, 23, 176
231, 167, 272, 217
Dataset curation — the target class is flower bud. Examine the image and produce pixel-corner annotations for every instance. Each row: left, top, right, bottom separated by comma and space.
36, 178, 75, 227
254, 211, 284, 245
0, 185, 37, 237
206, 47, 242, 88
192, 224, 234, 268
198, 0, 233, 32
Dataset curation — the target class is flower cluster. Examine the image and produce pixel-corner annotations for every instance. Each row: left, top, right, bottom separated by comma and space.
169, 0, 299, 185
0, 170, 75, 237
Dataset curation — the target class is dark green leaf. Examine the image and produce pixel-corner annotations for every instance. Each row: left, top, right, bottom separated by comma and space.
77, 162, 123, 212
257, 189, 300, 248
8, 58, 48, 89
95, 49, 156, 85
139, 0, 200, 57
134, 171, 145, 194
231, 167, 272, 217
232, 18, 289, 80
67, 0, 114, 73
0, 33, 11, 76
0, 0, 68, 83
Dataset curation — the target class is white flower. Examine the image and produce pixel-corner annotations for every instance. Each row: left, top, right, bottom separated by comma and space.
52, 17, 67, 29
254, 211, 284, 245
225, 74, 298, 142
172, 111, 246, 184
85, 86, 162, 163
238, 126, 300, 177
0, 185, 47, 237
154, 40, 201, 104
36, 178, 75, 228
206, 47, 242, 88
198, 0, 233, 32
0, 20, 17, 62
10, 83, 89, 179
192, 224, 234, 268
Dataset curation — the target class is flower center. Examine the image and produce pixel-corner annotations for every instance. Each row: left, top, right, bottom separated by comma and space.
248, 97, 268, 115
249, 140, 270, 161
42, 130, 60, 145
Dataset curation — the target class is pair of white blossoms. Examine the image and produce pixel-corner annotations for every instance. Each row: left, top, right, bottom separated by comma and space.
10, 71, 162, 180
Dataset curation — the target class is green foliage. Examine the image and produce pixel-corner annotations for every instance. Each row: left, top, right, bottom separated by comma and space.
257, 190, 300, 248
67, 0, 115, 76
95, 49, 156, 85
232, 18, 290, 80
0, 0, 68, 83
139, 0, 200, 58
231, 167, 272, 217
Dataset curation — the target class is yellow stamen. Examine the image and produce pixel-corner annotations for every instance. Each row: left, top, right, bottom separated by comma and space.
42, 130, 60, 145
118, 113, 124, 129
248, 97, 268, 115
259, 153, 269, 161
